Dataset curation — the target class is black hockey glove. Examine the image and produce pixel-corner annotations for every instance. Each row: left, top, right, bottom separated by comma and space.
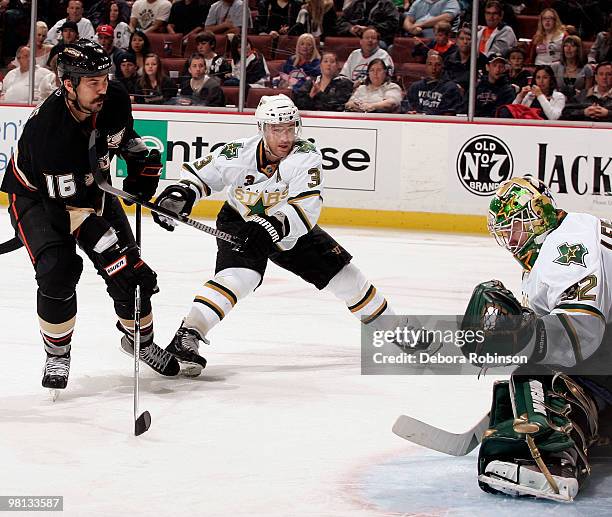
123, 149, 163, 204
98, 244, 159, 301
237, 213, 289, 260
152, 183, 197, 232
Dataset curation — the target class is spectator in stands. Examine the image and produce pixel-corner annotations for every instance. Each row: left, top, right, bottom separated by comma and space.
278, 33, 321, 92
0, 46, 54, 102
95, 25, 127, 78
507, 46, 531, 92
340, 27, 393, 82
118, 53, 139, 95
101, 1, 132, 50
474, 52, 516, 117
1, 0, 31, 64
85, 0, 131, 28
127, 29, 152, 73
294, 51, 353, 111
562, 61, 612, 121
130, 0, 172, 34
47, 21, 80, 66
588, 16, 612, 65
134, 53, 177, 104
553, 0, 606, 40
529, 8, 565, 65
225, 36, 270, 87
551, 35, 593, 100
413, 20, 456, 62
34, 21, 54, 68
38, 52, 61, 101
288, 0, 338, 41
46, 0, 95, 45
257, 0, 301, 37
338, 0, 399, 47
176, 53, 225, 106
205, 0, 253, 35
191, 31, 231, 80
404, 51, 463, 115
402, 0, 460, 40
168, 0, 207, 40
443, 26, 487, 92
512, 65, 566, 119
345, 57, 402, 112
477, 0, 517, 57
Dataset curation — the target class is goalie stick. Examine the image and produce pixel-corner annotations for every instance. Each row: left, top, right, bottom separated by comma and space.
87, 130, 243, 247
392, 413, 489, 456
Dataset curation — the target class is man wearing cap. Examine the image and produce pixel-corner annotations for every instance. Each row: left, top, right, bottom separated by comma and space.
47, 21, 80, 66
118, 53, 139, 95
474, 53, 515, 117
46, 0, 95, 45
95, 24, 127, 77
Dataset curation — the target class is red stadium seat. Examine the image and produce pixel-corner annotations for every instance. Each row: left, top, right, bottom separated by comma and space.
161, 57, 188, 75
248, 35, 275, 60
147, 32, 183, 58
221, 86, 240, 107
266, 59, 286, 81
246, 87, 292, 108
184, 33, 228, 58
394, 62, 427, 90
322, 36, 359, 61
515, 15, 539, 40
390, 37, 431, 64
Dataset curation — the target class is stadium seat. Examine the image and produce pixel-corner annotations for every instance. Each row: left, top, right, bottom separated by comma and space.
323, 36, 359, 61
147, 32, 183, 58
246, 87, 292, 108
248, 35, 275, 60
184, 34, 228, 58
515, 15, 539, 40
266, 59, 286, 82
390, 37, 431, 64
394, 62, 427, 90
161, 57, 188, 75
221, 86, 240, 107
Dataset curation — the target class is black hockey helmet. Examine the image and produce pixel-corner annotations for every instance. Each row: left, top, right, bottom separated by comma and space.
57, 39, 111, 86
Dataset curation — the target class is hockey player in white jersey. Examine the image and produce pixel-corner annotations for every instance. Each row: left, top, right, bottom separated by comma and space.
152, 94, 399, 374
462, 176, 611, 501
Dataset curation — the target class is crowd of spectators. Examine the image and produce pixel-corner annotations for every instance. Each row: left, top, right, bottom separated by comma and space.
0, 0, 610, 120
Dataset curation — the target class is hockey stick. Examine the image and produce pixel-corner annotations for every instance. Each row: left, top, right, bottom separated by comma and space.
0, 236, 23, 254
133, 205, 151, 436
88, 130, 241, 246
392, 413, 489, 456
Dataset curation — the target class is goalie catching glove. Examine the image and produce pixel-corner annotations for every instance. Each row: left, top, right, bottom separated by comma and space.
152, 183, 198, 231
461, 280, 547, 365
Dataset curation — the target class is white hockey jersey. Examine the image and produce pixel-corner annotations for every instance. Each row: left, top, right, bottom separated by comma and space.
522, 212, 612, 368
179, 135, 323, 251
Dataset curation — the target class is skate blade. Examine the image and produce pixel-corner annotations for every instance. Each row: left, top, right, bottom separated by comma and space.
478, 474, 576, 502
179, 361, 203, 377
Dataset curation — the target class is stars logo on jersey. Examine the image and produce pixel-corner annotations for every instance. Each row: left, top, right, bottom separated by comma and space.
293, 140, 317, 154
245, 196, 267, 216
553, 242, 588, 267
219, 142, 243, 160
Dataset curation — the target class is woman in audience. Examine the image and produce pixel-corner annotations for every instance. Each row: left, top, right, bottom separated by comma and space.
101, 1, 131, 50
588, 16, 612, 65
551, 35, 593, 100
529, 8, 565, 65
257, 0, 301, 37
225, 37, 270, 87
294, 51, 353, 111
134, 53, 177, 104
512, 64, 566, 119
345, 58, 402, 113
288, 0, 338, 41
127, 29, 151, 73
278, 33, 321, 92
34, 21, 53, 68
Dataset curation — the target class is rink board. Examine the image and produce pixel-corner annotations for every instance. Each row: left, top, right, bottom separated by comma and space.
0, 105, 610, 232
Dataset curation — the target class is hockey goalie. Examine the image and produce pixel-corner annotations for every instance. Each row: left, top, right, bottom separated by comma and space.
462, 176, 612, 502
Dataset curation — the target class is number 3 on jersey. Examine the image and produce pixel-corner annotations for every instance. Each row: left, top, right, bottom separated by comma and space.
308, 167, 321, 188
44, 173, 76, 199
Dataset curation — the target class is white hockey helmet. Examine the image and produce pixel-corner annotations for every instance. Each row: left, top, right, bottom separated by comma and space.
255, 94, 301, 138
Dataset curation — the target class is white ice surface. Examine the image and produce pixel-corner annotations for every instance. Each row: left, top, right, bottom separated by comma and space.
1, 212, 609, 516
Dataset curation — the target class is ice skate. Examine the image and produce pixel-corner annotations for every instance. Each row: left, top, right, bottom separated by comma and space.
166, 325, 208, 377
42, 353, 71, 400
120, 336, 180, 377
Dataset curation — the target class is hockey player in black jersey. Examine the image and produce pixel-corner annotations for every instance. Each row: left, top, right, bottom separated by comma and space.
0, 39, 179, 390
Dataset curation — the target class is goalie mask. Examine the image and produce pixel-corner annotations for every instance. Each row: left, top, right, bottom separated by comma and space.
488, 177, 559, 270
255, 94, 301, 153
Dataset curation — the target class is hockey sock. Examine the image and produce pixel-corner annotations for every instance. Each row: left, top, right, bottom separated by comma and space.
183, 268, 260, 337
117, 312, 154, 346
325, 264, 394, 325
37, 289, 76, 356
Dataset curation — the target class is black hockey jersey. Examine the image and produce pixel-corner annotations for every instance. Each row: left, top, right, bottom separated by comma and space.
1, 81, 140, 229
